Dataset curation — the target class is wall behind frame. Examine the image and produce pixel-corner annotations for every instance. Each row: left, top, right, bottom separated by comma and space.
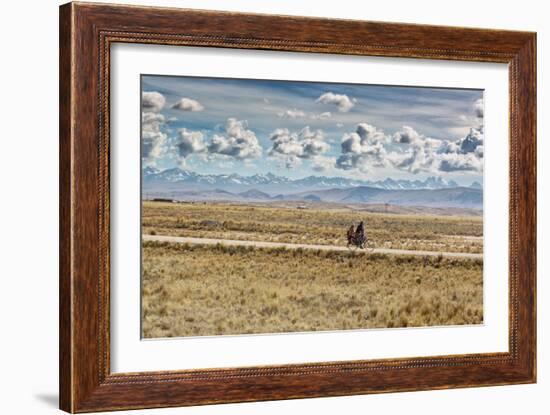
0, 0, 546, 414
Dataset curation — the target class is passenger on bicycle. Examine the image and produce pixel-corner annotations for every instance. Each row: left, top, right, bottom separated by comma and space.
347, 224, 355, 244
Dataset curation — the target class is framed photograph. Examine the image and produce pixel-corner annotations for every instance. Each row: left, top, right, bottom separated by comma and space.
59, 2, 536, 412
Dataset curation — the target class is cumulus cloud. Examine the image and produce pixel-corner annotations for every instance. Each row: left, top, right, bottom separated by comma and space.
171, 97, 204, 112
393, 125, 423, 144
434, 126, 484, 172
438, 127, 484, 156
388, 143, 439, 174
269, 126, 330, 168
335, 123, 390, 172
171, 119, 261, 162
175, 129, 206, 159
207, 118, 262, 160
142, 111, 167, 163
316, 92, 356, 112
438, 152, 483, 172
335, 122, 484, 174
393, 126, 440, 148
142, 131, 167, 163
457, 98, 484, 130
311, 156, 336, 172
393, 125, 484, 173
474, 98, 484, 119
142, 91, 165, 113
390, 126, 442, 173
142, 112, 165, 128
475, 145, 484, 158
459, 127, 484, 153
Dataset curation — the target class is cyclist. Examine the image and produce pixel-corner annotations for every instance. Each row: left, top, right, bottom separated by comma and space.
355, 221, 365, 244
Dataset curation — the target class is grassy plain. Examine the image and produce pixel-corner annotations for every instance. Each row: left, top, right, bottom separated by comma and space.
142, 241, 483, 338
142, 201, 483, 254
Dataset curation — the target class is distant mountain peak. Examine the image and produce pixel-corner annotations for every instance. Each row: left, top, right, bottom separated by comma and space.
238, 189, 272, 199
142, 167, 475, 192
142, 165, 161, 175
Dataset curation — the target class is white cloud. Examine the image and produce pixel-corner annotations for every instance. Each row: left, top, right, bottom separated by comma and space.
142, 91, 165, 113
474, 98, 484, 118
433, 127, 484, 172
438, 152, 483, 172
300, 128, 330, 158
335, 123, 390, 172
393, 125, 423, 144
392, 125, 484, 174
316, 92, 356, 112
141, 111, 167, 163
459, 127, 484, 153
438, 127, 484, 155
277, 109, 307, 119
269, 126, 330, 169
142, 131, 167, 163
171, 97, 204, 112
356, 123, 391, 145
171, 119, 262, 162
310, 112, 332, 120
335, 122, 484, 174
176, 129, 206, 159
456, 98, 484, 130
311, 156, 336, 172
277, 109, 332, 120
388, 126, 447, 174
388, 144, 438, 174
207, 118, 262, 160
475, 145, 484, 158
142, 112, 165, 128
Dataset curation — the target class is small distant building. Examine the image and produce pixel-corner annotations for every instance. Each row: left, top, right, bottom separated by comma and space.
152, 198, 175, 203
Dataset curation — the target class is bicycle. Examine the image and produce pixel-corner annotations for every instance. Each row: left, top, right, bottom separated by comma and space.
347, 234, 375, 252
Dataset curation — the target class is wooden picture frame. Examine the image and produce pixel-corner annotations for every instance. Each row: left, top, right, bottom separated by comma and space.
59, 2, 536, 412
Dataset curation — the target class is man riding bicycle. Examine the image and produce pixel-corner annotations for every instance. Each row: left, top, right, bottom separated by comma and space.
355, 221, 365, 243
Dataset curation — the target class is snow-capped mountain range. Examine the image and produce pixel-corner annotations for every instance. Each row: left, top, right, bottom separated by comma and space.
143, 166, 479, 193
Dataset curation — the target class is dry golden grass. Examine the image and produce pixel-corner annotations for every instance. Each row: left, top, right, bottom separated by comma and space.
143, 201, 483, 253
142, 241, 483, 338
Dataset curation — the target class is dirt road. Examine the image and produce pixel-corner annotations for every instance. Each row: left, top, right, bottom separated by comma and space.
143, 234, 483, 259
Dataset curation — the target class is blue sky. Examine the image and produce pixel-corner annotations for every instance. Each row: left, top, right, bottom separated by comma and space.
141, 75, 484, 185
